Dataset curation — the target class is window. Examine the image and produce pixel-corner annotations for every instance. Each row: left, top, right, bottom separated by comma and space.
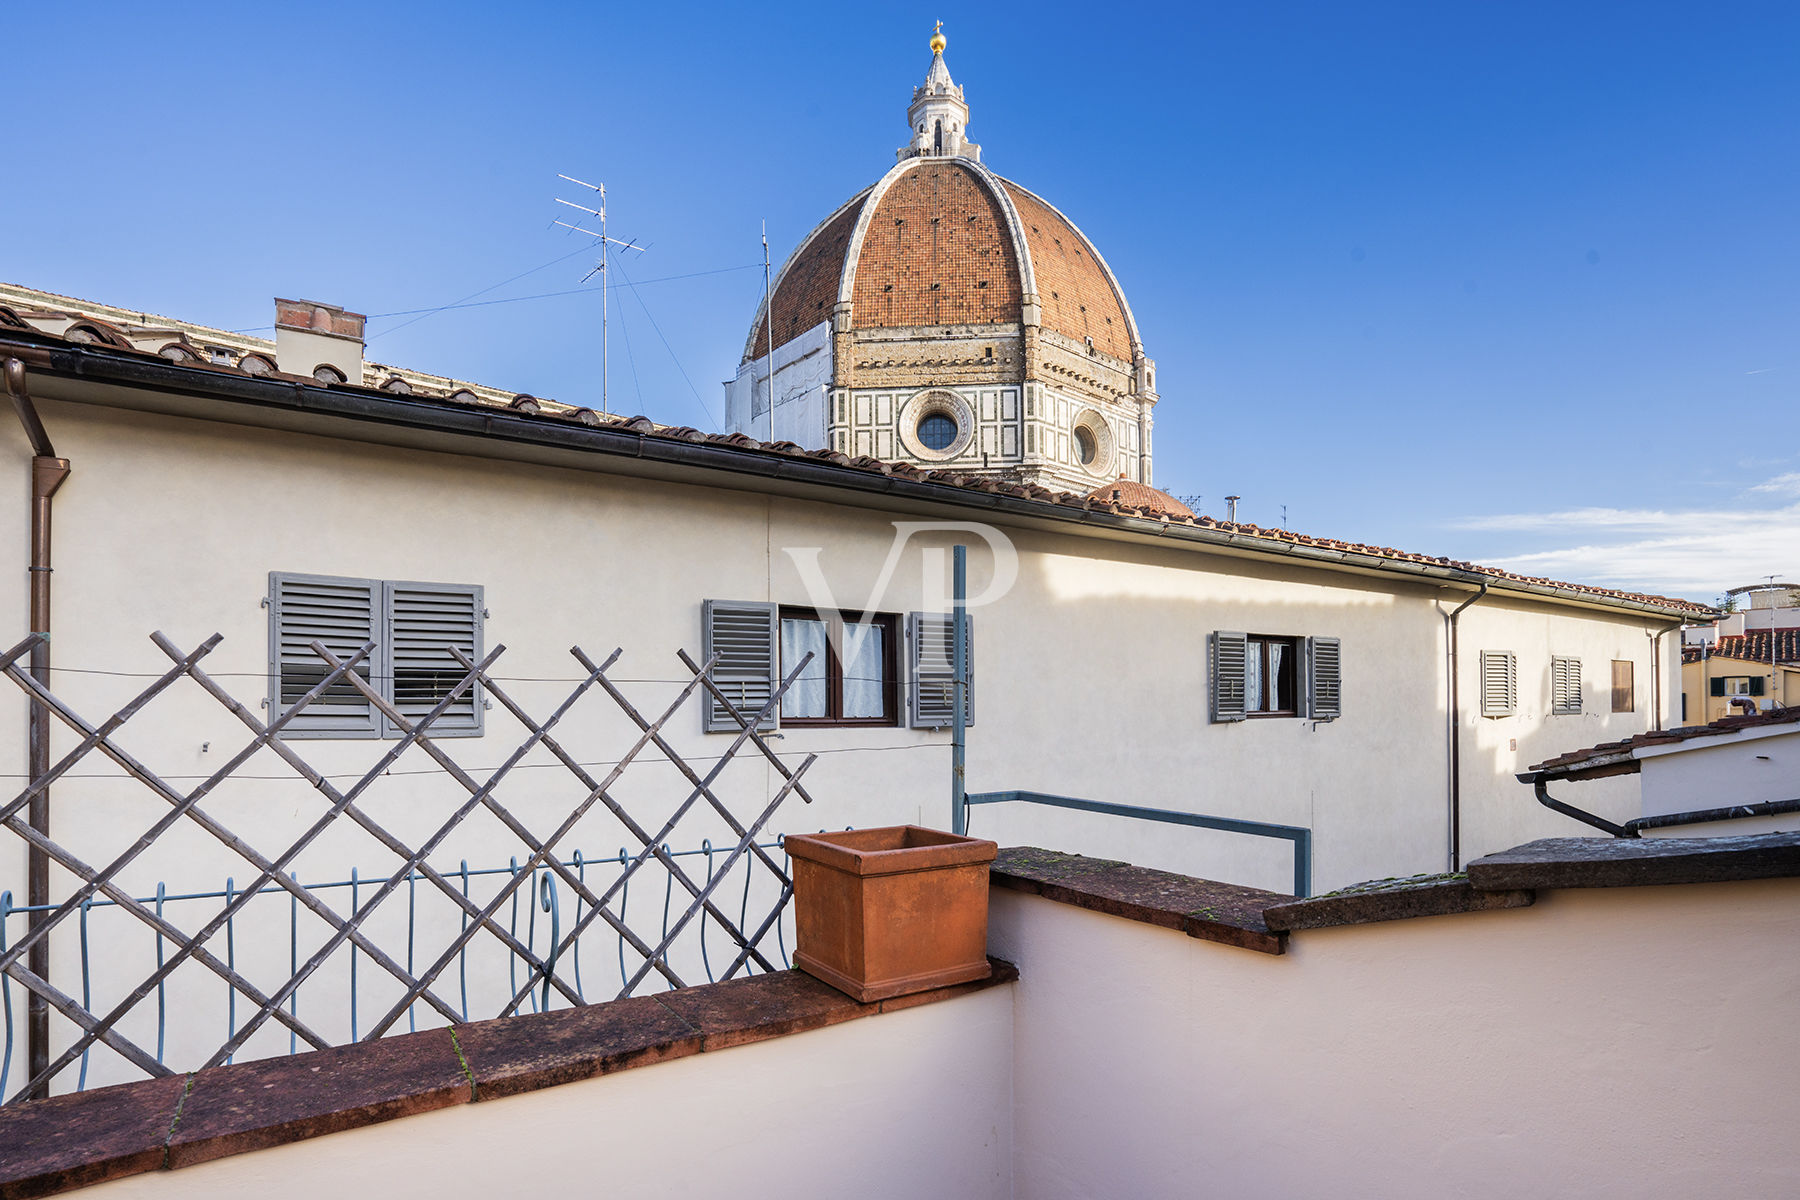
1713, 676, 1765, 699
1245, 635, 1298, 716
778, 609, 899, 726
1210, 632, 1341, 722
917, 412, 958, 451
703, 602, 964, 732
1551, 656, 1582, 715
1611, 660, 1634, 713
269, 573, 484, 738
1480, 651, 1517, 717
1073, 426, 1097, 466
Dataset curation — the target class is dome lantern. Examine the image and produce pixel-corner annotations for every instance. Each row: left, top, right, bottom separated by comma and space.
901, 23, 979, 163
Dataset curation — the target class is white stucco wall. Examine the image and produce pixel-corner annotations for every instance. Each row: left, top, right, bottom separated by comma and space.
723, 319, 831, 446
989, 881, 1800, 1200
0, 390, 1691, 1090
76, 984, 1015, 1200
1634, 725, 1800, 837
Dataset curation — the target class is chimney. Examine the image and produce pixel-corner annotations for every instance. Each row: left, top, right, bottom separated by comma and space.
1226, 495, 1240, 524
274, 299, 365, 383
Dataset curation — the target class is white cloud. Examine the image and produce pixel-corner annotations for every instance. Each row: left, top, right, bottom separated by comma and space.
1748, 472, 1800, 498
1449, 475, 1800, 600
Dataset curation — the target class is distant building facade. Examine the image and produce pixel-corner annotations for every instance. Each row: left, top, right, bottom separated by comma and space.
1680, 582, 1799, 721
723, 27, 1159, 494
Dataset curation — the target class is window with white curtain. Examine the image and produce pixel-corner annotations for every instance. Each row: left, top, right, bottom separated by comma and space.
777, 609, 899, 727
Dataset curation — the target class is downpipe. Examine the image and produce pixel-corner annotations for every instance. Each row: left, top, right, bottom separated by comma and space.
1532, 779, 1636, 839
1443, 580, 1490, 872
7, 357, 70, 1100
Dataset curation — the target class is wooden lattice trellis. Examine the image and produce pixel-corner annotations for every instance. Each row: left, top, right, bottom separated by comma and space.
0, 630, 817, 1103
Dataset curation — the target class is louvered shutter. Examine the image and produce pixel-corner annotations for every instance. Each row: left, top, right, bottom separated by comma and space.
1749, 676, 1766, 697
1211, 631, 1248, 722
1480, 651, 1516, 717
1308, 636, 1342, 719
269, 573, 379, 737
909, 612, 973, 728
1709, 677, 1725, 698
702, 601, 779, 732
384, 581, 483, 736
1552, 656, 1582, 715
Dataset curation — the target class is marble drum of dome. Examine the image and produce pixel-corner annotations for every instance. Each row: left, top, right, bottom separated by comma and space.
723, 24, 1161, 495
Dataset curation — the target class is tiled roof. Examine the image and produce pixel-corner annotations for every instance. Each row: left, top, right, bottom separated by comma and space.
744, 161, 1132, 365
1002, 181, 1132, 361
1525, 706, 1800, 779
1084, 477, 1194, 519
748, 193, 869, 358
0, 283, 1713, 619
1681, 631, 1800, 666
852, 162, 1025, 332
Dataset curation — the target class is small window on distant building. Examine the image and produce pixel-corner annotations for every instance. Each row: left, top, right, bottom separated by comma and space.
1611, 660, 1634, 713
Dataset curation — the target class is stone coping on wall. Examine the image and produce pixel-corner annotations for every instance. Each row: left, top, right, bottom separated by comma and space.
0, 961, 1018, 1200
998, 832, 1800, 939
990, 847, 1290, 954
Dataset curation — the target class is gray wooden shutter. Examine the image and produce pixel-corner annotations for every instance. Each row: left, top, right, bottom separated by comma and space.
1551, 656, 1582, 715
909, 612, 973, 728
1211, 631, 1248, 722
702, 600, 779, 732
1308, 636, 1342, 719
1480, 651, 1517, 717
384, 581, 484, 736
269, 573, 379, 737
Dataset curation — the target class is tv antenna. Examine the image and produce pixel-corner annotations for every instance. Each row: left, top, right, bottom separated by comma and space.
762, 219, 776, 442
555, 173, 647, 416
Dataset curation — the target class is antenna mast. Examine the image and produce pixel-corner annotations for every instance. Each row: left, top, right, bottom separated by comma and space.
763, 220, 776, 443
555, 173, 647, 416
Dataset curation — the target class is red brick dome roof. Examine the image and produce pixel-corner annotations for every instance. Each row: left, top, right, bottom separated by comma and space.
1085, 477, 1194, 519
745, 158, 1141, 366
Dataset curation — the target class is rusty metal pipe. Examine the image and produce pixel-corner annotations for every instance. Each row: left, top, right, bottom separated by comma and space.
7, 357, 69, 1100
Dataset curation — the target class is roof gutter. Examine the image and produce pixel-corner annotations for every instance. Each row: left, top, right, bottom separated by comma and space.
5, 357, 70, 1100
4, 337, 1711, 623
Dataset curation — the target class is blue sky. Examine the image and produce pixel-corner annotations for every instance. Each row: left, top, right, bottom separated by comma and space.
7, 1, 1796, 601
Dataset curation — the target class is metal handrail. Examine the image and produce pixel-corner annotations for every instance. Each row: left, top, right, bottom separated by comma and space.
964, 790, 1312, 898
0, 838, 793, 1099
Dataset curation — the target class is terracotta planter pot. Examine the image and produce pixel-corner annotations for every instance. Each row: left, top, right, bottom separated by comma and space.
784, 825, 999, 1003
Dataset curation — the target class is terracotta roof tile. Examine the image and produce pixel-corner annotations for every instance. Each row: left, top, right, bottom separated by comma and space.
1002, 181, 1132, 361
0, 295, 1713, 619
1682, 631, 1800, 665
1526, 706, 1800, 777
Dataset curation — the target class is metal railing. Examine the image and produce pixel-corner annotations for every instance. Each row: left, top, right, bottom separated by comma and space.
0, 838, 798, 1098
0, 628, 822, 1102
964, 790, 1312, 898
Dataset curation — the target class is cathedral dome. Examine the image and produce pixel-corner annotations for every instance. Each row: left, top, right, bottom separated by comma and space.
725, 25, 1159, 495
743, 159, 1142, 368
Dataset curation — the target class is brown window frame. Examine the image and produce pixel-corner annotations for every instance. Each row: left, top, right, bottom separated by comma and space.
1245, 633, 1301, 718
777, 608, 901, 728
1611, 659, 1635, 713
